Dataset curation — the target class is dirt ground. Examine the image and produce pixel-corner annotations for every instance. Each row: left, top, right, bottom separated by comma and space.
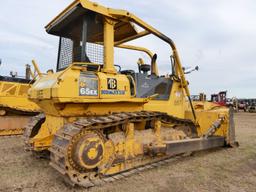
0, 112, 255, 192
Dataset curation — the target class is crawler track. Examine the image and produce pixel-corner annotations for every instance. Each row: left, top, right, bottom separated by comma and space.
23, 113, 46, 151
49, 111, 196, 187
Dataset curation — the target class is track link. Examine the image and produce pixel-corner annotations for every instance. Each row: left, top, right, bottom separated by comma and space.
50, 111, 196, 188
23, 113, 46, 151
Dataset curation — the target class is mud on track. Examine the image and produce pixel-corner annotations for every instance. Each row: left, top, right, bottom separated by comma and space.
0, 112, 255, 192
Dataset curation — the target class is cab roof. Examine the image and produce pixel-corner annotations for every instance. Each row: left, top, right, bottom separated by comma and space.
45, 0, 176, 49
45, 0, 139, 43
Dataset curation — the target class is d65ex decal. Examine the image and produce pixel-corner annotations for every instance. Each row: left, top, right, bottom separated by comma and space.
79, 73, 98, 96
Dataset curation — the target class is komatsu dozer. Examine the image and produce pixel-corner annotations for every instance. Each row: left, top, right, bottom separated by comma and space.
0, 63, 41, 136
25, 0, 237, 187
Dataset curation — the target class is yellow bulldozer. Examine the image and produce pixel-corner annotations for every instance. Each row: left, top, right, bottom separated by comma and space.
24, 0, 237, 187
0, 62, 41, 136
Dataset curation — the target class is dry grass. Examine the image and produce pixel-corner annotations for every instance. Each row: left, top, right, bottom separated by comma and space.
0, 112, 255, 192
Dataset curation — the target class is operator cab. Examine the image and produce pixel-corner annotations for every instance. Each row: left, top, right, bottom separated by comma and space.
48, 4, 138, 72
47, 3, 173, 100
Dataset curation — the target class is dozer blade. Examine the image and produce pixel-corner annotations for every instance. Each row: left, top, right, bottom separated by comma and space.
227, 108, 238, 147
0, 116, 31, 136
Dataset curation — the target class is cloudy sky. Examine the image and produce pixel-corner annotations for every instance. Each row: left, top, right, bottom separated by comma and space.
0, 0, 255, 98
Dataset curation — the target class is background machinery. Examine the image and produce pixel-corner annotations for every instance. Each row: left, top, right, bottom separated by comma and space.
248, 102, 256, 112
193, 91, 237, 111
191, 93, 206, 102
0, 61, 41, 136
24, 0, 237, 187
211, 91, 228, 106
